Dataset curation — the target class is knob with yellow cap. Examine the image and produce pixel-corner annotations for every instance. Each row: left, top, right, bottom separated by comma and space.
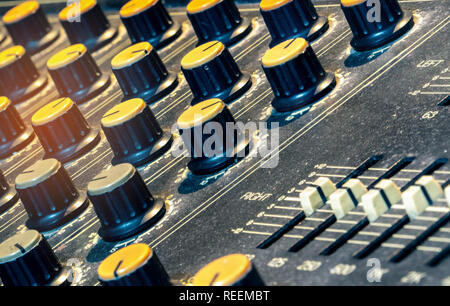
0, 169, 19, 215
177, 98, 250, 175
192, 254, 264, 286
87, 163, 166, 241
341, 0, 414, 51
0, 97, 35, 159
0, 230, 72, 286
98, 243, 170, 286
15, 159, 89, 232
186, 0, 252, 46
101, 98, 173, 167
260, 0, 329, 47
2, 1, 59, 54
111, 42, 178, 104
0, 45, 47, 103
47, 44, 110, 104
31, 97, 101, 163
181, 41, 251, 105
262, 38, 336, 112
120, 0, 181, 49
58, 0, 118, 51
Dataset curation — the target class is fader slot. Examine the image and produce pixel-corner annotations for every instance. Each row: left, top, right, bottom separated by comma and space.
257, 156, 382, 250
427, 244, 450, 266
288, 156, 383, 252
320, 157, 415, 256
353, 159, 448, 259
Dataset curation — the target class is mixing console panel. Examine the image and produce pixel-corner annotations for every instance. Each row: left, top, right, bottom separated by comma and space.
0, 0, 448, 287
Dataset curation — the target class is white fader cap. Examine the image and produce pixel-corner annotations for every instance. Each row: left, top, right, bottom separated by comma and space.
300, 177, 336, 216
445, 185, 450, 208
362, 179, 402, 222
329, 179, 367, 219
402, 176, 443, 220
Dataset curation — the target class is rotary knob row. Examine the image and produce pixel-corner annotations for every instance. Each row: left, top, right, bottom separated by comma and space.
1, 0, 413, 59
5, 158, 164, 243
0, 42, 110, 105
1, 0, 184, 54
1, 0, 114, 54
0, 39, 330, 164
97, 246, 263, 286
0, 231, 264, 286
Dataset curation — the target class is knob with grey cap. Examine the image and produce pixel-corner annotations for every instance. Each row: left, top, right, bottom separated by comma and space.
0, 230, 71, 286
87, 163, 165, 241
15, 158, 89, 232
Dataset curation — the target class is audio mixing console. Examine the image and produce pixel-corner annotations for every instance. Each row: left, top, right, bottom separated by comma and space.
0, 0, 448, 288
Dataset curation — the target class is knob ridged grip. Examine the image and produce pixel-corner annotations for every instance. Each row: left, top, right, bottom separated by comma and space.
15, 159, 89, 232
181, 41, 251, 104
0, 46, 47, 103
0, 97, 35, 159
0, 169, 19, 214
177, 99, 250, 175
262, 38, 335, 112
31, 98, 100, 163
187, 0, 251, 46
98, 243, 171, 286
59, 0, 117, 51
260, 0, 329, 47
0, 230, 69, 286
2, 1, 59, 54
341, 0, 414, 51
88, 164, 165, 241
120, 0, 181, 48
264, 46, 325, 96
47, 44, 110, 104
111, 42, 177, 103
102, 99, 173, 167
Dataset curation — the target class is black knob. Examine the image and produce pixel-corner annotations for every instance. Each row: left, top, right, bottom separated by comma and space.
2, 1, 59, 54
111, 42, 178, 104
181, 41, 251, 105
0, 230, 72, 286
260, 0, 329, 47
15, 159, 89, 232
0, 168, 19, 215
31, 97, 101, 163
101, 98, 173, 167
341, 0, 414, 51
119, 0, 181, 49
186, 0, 252, 46
0, 45, 47, 104
47, 44, 110, 104
177, 98, 250, 175
192, 254, 264, 286
87, 163, 166, 242
262, 37, 336, 112
0, 30, 6, 45
58, 0, 118, 52
98, 243, 171, 286
0, 96, 35, 159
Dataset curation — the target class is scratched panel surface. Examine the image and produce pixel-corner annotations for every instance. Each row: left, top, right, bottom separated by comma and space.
0, 0, 449, 286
